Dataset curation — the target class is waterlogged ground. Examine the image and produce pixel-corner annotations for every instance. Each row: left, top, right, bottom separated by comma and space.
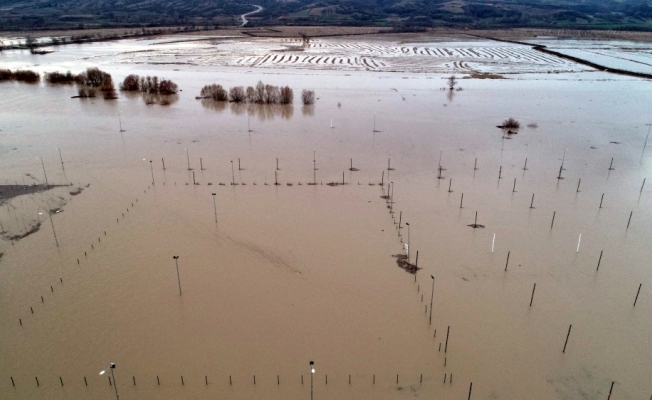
0, 33, 651, 400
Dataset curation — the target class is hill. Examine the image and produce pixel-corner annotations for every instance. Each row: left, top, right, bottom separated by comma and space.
1, 0, 652, 31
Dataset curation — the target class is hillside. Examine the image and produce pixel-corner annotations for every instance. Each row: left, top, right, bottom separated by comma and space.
1, 0, 652, 31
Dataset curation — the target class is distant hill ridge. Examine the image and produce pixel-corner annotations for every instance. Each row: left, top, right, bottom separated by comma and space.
1, 0, 652, 31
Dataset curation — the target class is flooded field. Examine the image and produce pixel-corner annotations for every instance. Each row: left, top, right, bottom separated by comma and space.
1, 33, 652, 400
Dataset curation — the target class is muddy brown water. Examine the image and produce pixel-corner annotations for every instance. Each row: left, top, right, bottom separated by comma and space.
1, 35, 652, 399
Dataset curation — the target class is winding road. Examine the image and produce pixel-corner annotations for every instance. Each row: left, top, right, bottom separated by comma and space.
241, 5, 263, 27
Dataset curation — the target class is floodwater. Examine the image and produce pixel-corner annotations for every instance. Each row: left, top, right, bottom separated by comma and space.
1, 34, 652, 400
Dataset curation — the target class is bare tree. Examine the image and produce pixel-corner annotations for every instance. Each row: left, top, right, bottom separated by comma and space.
245, 86, 255, 103
199, 84, 228, 101
120, 74, 140, 91
254, 81, 266, 103
159, 79, 178, 95
229, 86, 245, 102
447, 75, 457, 91
279, 86, 294, 104
301, 89, 315, 105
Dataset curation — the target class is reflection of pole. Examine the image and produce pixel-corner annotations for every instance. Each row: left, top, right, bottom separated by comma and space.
248, 114, 252, 132
110, 367, 119, 400
39, 158, 49, 186
231, 161, 235, 185
56, 148, 65, 171
46, 208, 59, 247
150, 161, 154, 185
186, 149, 191, 170
173, 256, 182, 295
212, 193, 217, 223
310, 361, 314, 400
118, 111, 125, 132
429, 275, 434, 325
373, 112, 376, 132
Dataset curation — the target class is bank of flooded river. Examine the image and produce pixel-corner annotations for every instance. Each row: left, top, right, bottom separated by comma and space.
0, 33, 651, 399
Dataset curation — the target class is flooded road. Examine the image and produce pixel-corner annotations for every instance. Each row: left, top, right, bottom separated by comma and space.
0, 34, 651, 400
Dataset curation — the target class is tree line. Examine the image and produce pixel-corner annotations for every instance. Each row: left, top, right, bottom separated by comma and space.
0, 69, 40, 83
197, 81, 314, 105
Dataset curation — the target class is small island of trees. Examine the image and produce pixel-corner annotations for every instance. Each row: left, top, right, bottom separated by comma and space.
0, 69, 40, 83
120, 74, 179, 105
197, 81, 315, 106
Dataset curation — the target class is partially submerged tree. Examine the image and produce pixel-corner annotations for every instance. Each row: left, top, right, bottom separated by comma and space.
279, 86, 293, 104
301, 89, 315, 105
501, 118, 520, 129
45, 71, 77, 84
158, 79, 178, 95
13, 70, 40, 83
447, 75, 457, 91
199, 84, 228, 101
229, 86, 245, 102
120, 74, 140, 91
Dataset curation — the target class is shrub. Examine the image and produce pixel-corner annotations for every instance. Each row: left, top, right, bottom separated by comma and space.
200, 84, 227, 101
279, 86, 293, 104
159, 79, 178, 95
77, 68, 111, 88
301, 89, 315, 105
45, 71, 77, 84
502, 118, 520, 129
229, 86, 245, 102
245, 86, 255, 103
13, 70, 40, 83
121, 74, 140, 91
0, 69, 14, 81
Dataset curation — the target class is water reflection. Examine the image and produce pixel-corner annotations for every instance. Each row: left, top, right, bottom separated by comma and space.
120, 90, 179, 106
302, 104, 315, 116
200, 101, 295, 120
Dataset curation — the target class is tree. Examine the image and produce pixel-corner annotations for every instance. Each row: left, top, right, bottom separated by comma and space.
199, 84, 227, 101
447, 75, 457, 91
279, 86, 293, 104
229, 86, 245, 102
254, 81, 266, 103
159, 79, 178, 95
121, 74, 140, 91
301, 89, 315, 105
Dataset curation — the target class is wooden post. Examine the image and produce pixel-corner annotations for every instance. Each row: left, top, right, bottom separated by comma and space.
563, 324, 572, 353
597, 250, 603, 271
607, 381, 614, 400
445, 326, 450, 353
513, 178, 516, 193
600, 193, 604, 208
200, 158, 203, 170
551, 211, 556, 229
468, 382, 473, 400
609, 158, 614, 170
238, 158, 242, 170
276, 158, 279, 170
627, 211, 633, 229
641, 178, 646, 193
381, 171, 384, 187
448, 179, 452, 193
530, 193, 535, 209
162, 158, 166, 170
576, 178, 581, 192
498, 166, 502, 180
181, 376, 184, 385
523, 158, 528, 171
460, 193, 464, 208
530, 283, 536, 307
474, 158, 477, 171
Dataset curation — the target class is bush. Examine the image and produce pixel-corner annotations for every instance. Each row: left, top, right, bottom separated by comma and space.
229, 86, 245, 102
301, 89, 315, 105
245, 86, 255, 103
120, 74, 140, 91
77, 68, 111, 88
0, 69, 14, 81
279, 86, 293, 104
45, 71, 77, 84
159, 79, 178, 95
502, 118, 520, 129
13, 70, 40, 83
200, 84, 227, 101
